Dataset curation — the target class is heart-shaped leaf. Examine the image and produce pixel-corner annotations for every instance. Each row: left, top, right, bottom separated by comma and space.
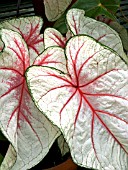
0, 16, 44, 63
0, 29, 60, 170
44, 0, 72, 21
66, 9, 128, 63
26, 35, 128, 170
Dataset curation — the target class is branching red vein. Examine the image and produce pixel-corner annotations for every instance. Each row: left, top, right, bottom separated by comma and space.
97, 34, 106, 41
7, 106, 19, 128
79, 69, 119, 88
8, 47, 24, 63
17, 80, 25, 126
0, 81, 23, 99
78, 89, 99, 161
72, 15, 78, 34
9, 21, 43, 46
7, 80, 25, 128
34, 53, 53, 65
32, 37, 44, 45
59, 88, 77, 121
79, 89, 128, 154
42, 61, 64, 65
83, 92, 128, 101
19, 110, 43, 146
95, 110, 128, 124
69, 46, 78, 86
27, 34, 42, 46
48, 33, 65, 48
78, 50, 101, 78
37, 84, 72, 103
14, 38, 28, 70
25, 22, 39, 43
95, 113, 128, 154
0, 67, 23, 76
29, 45, 40, 55
74, 92, 82, 125
48, 73, 73, 86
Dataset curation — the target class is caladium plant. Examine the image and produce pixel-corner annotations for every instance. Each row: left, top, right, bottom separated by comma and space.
0, 17, 61, 170
0, 5, 128, 170
25, 9, 128, 170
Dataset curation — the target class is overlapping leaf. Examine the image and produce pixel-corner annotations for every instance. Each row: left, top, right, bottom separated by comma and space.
44, 28, 66, 49
66, 9, 128, 63
0, 16, 44, 63
26, 35, 128, 170
44, 0, 72, 21
96, 15, 128, 52
0, 29, 60, 170
34, 46, 67, 73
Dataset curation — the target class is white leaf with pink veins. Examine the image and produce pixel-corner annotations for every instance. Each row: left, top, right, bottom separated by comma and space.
26, 35, 128, 170
66, 9, 128, 63
0, 16, 44, 63
0, 29, 60, 170
44, 28, 66, 49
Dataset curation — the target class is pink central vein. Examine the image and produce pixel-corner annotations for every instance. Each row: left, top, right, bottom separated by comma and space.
7, 80, 25, 127
49, 33, 65, 48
